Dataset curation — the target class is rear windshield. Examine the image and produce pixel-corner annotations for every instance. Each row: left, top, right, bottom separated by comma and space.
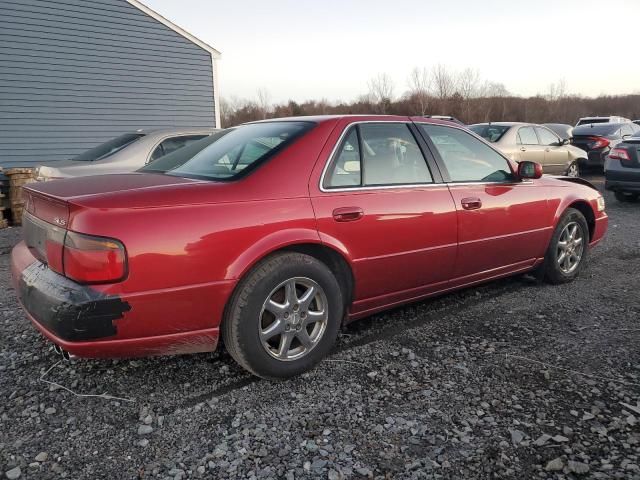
468, 124, 511, 143
576, 118, 609, 126
573, 124, 621, 136
72, 133, 144, 161
158, 121, 314, 181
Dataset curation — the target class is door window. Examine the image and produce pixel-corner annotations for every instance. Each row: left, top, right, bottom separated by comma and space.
535, 127, 560, 146
419, 124, 514, 183
324, 123, 432, 188
517, 127, 539, 145
149, 135, 208, 162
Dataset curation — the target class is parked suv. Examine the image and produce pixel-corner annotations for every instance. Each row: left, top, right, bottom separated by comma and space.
469, 122, 586, 176
571, 122, 640, 170
605, 131, 640, 201
575, 116, 631, 127
34, 128, 217, 181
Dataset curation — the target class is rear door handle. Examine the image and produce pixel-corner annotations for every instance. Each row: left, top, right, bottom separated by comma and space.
461, 197, 482, 210
332, 207, 364, 222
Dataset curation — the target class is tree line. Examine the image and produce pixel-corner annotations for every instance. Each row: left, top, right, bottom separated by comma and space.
220, 65, 640, 128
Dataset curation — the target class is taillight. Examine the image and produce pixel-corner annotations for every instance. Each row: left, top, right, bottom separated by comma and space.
45, 227, 65, 274
63, 232, 127, 284
590, 136, 610, 149
609, 147, 632, 164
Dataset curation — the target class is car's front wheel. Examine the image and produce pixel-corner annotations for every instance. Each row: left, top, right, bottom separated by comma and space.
565, 161, 580, 177
543, 208, 589, 284
222, 252, 344, 379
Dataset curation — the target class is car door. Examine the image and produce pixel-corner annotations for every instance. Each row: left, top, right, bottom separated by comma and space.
536, 126, 569, 174
516, 126, 546, 164
416, 123, 553, 285
310, 119, 458, 315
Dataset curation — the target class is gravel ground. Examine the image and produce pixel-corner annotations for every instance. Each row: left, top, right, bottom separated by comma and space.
1, 176, 639, 480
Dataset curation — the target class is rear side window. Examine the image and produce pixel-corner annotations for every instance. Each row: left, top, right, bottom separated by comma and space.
72, 133, 144, 161
517, 127, 539, 145
324, 123, 433, 188
419, 124, 513, 183
468, 124, 510, 143
166, 122, 313, 180
149, 135, 209, 162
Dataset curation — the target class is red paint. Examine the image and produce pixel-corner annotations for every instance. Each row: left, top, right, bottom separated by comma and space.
11, 116, 608, 359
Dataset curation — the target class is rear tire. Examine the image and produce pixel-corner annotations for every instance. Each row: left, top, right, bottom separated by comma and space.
543, 208, 589, 285
614, 191, 639, 202
222, 252, 343, 379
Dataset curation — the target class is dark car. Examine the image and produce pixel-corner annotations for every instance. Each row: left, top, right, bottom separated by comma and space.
604, 131, 640, 201
571, 122, 640, 170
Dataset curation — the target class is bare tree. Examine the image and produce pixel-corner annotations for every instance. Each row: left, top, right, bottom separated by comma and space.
407, 67, 431, 115
431, 64, 455, 100
256, 88, 272, 119
368, 73, 395, 113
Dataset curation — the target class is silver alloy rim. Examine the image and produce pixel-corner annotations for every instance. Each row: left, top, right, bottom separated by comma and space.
259, 277, 328, 361
557, 221, 584, 274
566, 163, 579, 177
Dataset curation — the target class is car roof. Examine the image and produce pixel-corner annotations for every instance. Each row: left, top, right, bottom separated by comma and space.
248, 115, 466, 128
471, 122, 530, 127
126, 127, 219, 137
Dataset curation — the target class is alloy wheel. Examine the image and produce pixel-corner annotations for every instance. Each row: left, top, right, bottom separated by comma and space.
566, 163, 579, 177
557, 221, 584, 274
259, 277, 328, 361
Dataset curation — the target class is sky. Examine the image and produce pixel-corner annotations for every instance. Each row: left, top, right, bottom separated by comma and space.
144, 0, 640, 104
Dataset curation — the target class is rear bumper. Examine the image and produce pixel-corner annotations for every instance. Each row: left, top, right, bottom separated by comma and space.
11, 241, 225, 358
578, 150, 607, 168
604, 159, 640, 192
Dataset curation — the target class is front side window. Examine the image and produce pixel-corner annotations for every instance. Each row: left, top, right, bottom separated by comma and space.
324, 123, 432, 188
72, 133, 145, 161
419, 124, 514, 183
165, 122, 313, 180
535, 127, 560, 146
517, 127, 539, 145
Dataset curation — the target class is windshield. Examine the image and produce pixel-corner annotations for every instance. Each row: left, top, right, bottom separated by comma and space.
469, 124, 511, 143
161, 121, 314, 181
573, 124, 621, 136
72, 133, 144, 161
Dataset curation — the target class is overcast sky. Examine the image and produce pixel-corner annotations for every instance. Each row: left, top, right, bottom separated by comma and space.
144, 0, 640, 103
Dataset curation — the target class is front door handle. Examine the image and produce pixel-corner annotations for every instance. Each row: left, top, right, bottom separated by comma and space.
520, 147, 527, 152
332, 207, 364, 222
461, 197, 482, 210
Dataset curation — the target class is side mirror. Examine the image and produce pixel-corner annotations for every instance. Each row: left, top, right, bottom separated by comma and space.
518, 161, 543, 179
561, 138, 570, 145
622, 134, 631, 140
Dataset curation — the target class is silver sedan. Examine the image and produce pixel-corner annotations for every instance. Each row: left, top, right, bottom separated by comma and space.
34, 128, 216, 181
469, 122, 587, 176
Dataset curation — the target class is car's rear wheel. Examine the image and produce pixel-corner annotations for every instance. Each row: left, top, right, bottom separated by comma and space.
222, 252, 343, 379
565, 161, 580, 177
543, 208, 589, 284
614, 191, 639, 202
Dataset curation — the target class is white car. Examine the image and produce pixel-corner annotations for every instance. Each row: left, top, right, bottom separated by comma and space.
575, 116, 631, 127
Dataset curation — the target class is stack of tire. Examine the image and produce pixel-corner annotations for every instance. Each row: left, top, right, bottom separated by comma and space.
6, 168, 35, 226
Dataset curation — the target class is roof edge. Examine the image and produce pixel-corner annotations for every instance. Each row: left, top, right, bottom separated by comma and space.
125, 0, 221, 58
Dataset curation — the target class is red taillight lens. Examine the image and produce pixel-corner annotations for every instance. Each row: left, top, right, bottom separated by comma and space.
45, 227, 65, 274
63, 232, 127, 284
590, 136, 610, 149
610, 147, 632, 164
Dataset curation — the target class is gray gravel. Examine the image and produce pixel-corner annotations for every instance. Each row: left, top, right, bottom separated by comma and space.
1, 176, 639, 479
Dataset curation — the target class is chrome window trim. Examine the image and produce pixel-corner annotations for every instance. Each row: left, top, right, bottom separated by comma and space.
319, 120, 437, 193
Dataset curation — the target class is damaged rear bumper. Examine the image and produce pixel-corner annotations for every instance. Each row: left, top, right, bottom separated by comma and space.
11, 241, 221, 358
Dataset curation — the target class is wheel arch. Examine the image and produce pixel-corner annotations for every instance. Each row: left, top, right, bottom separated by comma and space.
565, 200, 595, 241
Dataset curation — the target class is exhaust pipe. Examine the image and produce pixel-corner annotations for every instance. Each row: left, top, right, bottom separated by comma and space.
52, 344, 75, 362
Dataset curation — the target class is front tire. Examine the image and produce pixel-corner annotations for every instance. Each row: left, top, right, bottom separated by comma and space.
222, 252, 344, 379
543, 208, 589, 285
565, 161, 580, 177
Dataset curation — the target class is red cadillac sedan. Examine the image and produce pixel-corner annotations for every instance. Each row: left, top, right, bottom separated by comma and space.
11, 116, 608, 378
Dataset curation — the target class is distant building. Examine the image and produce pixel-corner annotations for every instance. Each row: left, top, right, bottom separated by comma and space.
0, 0, 221, 167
